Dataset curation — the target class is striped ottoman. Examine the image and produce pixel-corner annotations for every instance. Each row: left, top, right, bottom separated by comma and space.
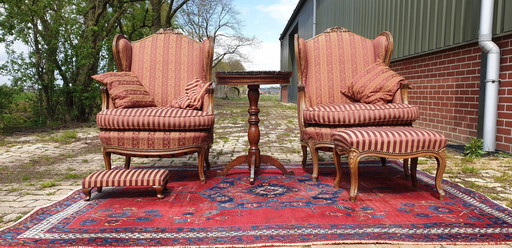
82, 169, 170, 201
332, 127, 447, 202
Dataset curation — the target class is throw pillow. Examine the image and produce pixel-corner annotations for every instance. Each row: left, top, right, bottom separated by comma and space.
168, 78, 212, 110
341, 61, 405, 104
92, 72, 156, 108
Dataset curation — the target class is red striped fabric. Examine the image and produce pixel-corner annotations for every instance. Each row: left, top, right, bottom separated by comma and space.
130, 33, 210, 107
99, 130, 211, 149
303, 103, 419, 126
342, 61, 405, 104
302, 31, 376, 107
168, 78, 213, 110
332, 127, 447, 154
91, 72, 156, 108
82, 169, 170, 188
96, 107, 214, 130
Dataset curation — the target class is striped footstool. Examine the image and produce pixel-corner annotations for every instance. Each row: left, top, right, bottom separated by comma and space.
82, 169, 170, 201
332, 127, 447, 202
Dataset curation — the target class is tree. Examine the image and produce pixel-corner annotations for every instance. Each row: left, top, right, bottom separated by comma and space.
177, 0, 258, 67
0, 0, 190, 123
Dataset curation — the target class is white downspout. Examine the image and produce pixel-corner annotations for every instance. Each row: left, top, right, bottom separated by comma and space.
312, 0, 317, 35
479, 0, 501, 152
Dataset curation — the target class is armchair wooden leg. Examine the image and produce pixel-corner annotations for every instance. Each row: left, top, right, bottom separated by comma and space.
301, 144, 308, 169
205, 147, 211, 171
198, 149, 206, 184
124, 156, 131, 169
310, 146, 320, 181
102, 147, 112, 170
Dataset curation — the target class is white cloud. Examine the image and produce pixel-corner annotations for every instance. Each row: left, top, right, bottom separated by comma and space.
241, 41, 281, 71
257, 0, 299, 23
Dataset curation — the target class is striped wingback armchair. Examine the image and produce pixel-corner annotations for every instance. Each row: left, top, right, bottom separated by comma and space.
295, 27, 419, 181
95, 29, 214, 184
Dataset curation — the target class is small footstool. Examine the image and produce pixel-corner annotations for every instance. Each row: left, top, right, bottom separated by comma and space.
332, 127, 447, 202
82, 169, 170, 201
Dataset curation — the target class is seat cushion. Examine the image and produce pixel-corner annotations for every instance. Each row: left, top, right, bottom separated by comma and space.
332, 127, 446, 154
82, 169, 170, 188
97, 107, 214, 130
303, 103, 419, 126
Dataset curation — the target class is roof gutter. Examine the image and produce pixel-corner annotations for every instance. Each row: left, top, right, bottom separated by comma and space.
478, 0, 501, 152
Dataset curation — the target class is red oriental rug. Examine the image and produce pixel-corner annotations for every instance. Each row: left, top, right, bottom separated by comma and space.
1, 161, 512, 247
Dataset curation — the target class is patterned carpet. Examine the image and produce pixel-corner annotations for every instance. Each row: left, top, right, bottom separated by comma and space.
1, 161, 511, 247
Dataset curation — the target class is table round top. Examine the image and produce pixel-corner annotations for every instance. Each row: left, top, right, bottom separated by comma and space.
215, 71, 292, 85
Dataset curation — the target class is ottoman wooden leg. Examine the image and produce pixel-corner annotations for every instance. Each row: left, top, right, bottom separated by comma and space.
410, 157, 418, 187
348, 151, 360, 202
380, 157, 386, 166
82, 188, 92, 201
403, 158, 410, 178
434, 149, 447, 200
154, 186, 165, 199
333, 150, 342, 188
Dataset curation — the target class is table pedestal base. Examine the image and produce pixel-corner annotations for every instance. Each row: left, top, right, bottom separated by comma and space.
217, 154, 295, 185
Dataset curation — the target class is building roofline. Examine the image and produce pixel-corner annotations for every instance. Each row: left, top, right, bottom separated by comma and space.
279, 0, 307, 41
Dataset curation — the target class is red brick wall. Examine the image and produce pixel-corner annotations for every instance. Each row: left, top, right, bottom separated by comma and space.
390, 33, 512, 152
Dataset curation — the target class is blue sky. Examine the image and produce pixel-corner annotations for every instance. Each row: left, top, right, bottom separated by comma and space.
233, 0, 299, 70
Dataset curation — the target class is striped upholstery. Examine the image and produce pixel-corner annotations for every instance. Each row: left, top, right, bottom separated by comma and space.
97, 107, 214, 130
82, 169, 170, 188
99, 130, 211, 150
168, 78, 213, 110
303, 103, 419, 126
301, 31, 376, 107
332, 127, 447, 154
342, 61, 405, 104
131, 33, 210, 107
92, 72, 156, 108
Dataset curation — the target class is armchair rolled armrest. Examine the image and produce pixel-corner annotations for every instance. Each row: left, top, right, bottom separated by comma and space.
202, 85, 215, 114
101, 86, 110, 111
400, 82, 412, 104
297, 82, 307, 133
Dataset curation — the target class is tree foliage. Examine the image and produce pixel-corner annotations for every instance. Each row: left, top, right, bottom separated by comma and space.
0, 0, 190, 124
0, 0, 252, 126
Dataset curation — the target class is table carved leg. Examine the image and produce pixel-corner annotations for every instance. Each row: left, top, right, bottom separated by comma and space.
218, 85, 294, 184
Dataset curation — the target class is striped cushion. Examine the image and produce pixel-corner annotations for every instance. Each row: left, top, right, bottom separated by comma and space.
97, 107, 214, 130
131, 33, 211, 107
302, 31, 376, 107
168, 78, 212, 110
303, 103, 419, 126
99, 130, 211, 150
82, 169, 170, 188
92, 72, 157, 108
342, 61, 405, 104
332, 127, 447, 154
